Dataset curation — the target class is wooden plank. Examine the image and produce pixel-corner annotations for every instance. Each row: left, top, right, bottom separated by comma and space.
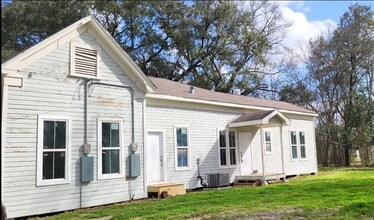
147, 183, 186, 198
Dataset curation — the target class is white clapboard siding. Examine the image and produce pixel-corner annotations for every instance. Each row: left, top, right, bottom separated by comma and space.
3, 30, 146, 219
282, 116, 318, 175
146, 103, 242, 189
146, 100, 318, 189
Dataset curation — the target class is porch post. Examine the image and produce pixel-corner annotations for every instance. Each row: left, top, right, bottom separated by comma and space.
260, 126, 267, 185
280, 125, 285, 174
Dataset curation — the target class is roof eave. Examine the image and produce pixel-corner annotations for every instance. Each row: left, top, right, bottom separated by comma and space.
147, 93, 318, 117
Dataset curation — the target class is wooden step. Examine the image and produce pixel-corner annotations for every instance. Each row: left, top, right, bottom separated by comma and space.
147, 183, 186, 198
237, 179, 256, 183
233, 182, 257, 187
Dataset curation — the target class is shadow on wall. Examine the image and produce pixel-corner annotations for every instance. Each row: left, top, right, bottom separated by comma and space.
189, 139, 237, 188
1, 203, 6, 220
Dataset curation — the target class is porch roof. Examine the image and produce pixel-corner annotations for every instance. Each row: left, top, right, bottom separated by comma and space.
228, 109, 290, 128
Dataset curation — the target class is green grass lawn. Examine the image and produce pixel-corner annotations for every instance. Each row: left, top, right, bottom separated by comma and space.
36, 168, 374, 220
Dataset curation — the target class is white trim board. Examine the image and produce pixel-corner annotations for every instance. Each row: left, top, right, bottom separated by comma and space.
147, 94, 318, 117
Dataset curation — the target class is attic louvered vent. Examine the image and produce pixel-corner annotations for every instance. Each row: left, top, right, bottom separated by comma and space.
70, 42, 101, 79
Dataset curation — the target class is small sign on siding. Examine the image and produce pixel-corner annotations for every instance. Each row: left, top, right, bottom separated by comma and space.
111, 123, 119, 130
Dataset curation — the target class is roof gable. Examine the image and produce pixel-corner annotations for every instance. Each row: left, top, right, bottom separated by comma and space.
229, 110, 291, 127
1, 15, 155, 93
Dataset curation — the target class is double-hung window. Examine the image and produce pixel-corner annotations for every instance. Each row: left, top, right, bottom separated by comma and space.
264, 131, 272, 154
175, 127, 190, 170
98, 118, 123, 179
37, 116, 71, 186
291, 131, 298, 160
219, 130, 237, 167
290, 131, 306, 160
299, 132, 306, 159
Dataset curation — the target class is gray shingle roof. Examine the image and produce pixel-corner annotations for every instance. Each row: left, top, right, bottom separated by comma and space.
231, 111, 275, 123
148, 76, 315, 114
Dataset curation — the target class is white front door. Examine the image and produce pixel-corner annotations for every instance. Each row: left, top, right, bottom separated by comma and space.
147, 132, 164, 183
239, 132, 252, 175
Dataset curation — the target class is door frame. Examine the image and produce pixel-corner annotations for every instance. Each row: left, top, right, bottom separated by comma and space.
146, 130, 167, 184
238, 132, 253, 175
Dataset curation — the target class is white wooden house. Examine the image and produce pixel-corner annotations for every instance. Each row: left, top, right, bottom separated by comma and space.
1, 16, 318, 218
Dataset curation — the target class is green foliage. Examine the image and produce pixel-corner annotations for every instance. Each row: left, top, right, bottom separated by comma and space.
32, 168, 374, 220
279, 81, 316, 108
303, 4, 374, 167
1, 0, 90, 61
2, 1, 289, 96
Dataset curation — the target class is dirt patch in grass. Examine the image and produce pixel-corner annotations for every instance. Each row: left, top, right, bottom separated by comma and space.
188, 208, 304, 220
238, 208, 304, 220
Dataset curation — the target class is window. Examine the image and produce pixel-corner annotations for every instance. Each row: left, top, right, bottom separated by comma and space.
70, 42, 101, 79
219, 130, 237, 167
98, 119, 123, 179
290, 131, 307, 160
175, 127, 190, 170
229, 131, 236, 165
219, 131, 227, 166
299, 132, 306, 159
264, 131, 272, 154
291, 131, 298, 159
37, 116, 71, 186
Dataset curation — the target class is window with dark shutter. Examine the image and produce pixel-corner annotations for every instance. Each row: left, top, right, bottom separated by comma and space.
70, 42, 101, 79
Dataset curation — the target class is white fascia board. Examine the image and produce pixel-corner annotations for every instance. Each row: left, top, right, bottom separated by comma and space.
146, 94, 275, 111
279, 109, 318, 117
228, 120, 263, 128
147, 94, 318, 117
88, 18, 156, 93
1, 15, 156, 94
3, 75, 23, 87
2, 16, 92, 72
263, 110, 291, 125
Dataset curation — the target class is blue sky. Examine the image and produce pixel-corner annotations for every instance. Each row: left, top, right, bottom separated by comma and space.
267, 1, 373, 66
284, 1, 373, 22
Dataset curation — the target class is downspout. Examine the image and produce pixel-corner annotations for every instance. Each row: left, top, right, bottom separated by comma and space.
87, 81, 136, 200
84, 80, 89, 145
260, 126, 266, 185
88, 81, 136, 144
80, 79, 90, 209
197, 158, 207, 187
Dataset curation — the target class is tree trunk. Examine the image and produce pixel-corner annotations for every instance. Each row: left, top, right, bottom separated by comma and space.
344, 144, 351, 167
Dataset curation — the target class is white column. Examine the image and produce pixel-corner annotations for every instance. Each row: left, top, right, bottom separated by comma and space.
260, 126, 266, 185
280, 124, 285, 174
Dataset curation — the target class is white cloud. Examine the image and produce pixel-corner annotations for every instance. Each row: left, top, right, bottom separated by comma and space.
276, 4, 337, 66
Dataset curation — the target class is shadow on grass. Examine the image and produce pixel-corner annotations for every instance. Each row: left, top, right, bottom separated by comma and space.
339, 201, 374, 218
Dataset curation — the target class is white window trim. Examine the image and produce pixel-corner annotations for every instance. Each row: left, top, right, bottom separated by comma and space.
264, 129, 273, 155
299, 131, 307, 160
70, 42, 101, 79
217, 128, 239, 169
290, 130, 307, 161
290, 130, 299, 161
37, 115, 71, 186
174, 125, 191, 171
98, 118, 124, 180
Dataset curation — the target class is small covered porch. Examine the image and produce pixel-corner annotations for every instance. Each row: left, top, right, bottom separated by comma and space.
229, 110, 290, 185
